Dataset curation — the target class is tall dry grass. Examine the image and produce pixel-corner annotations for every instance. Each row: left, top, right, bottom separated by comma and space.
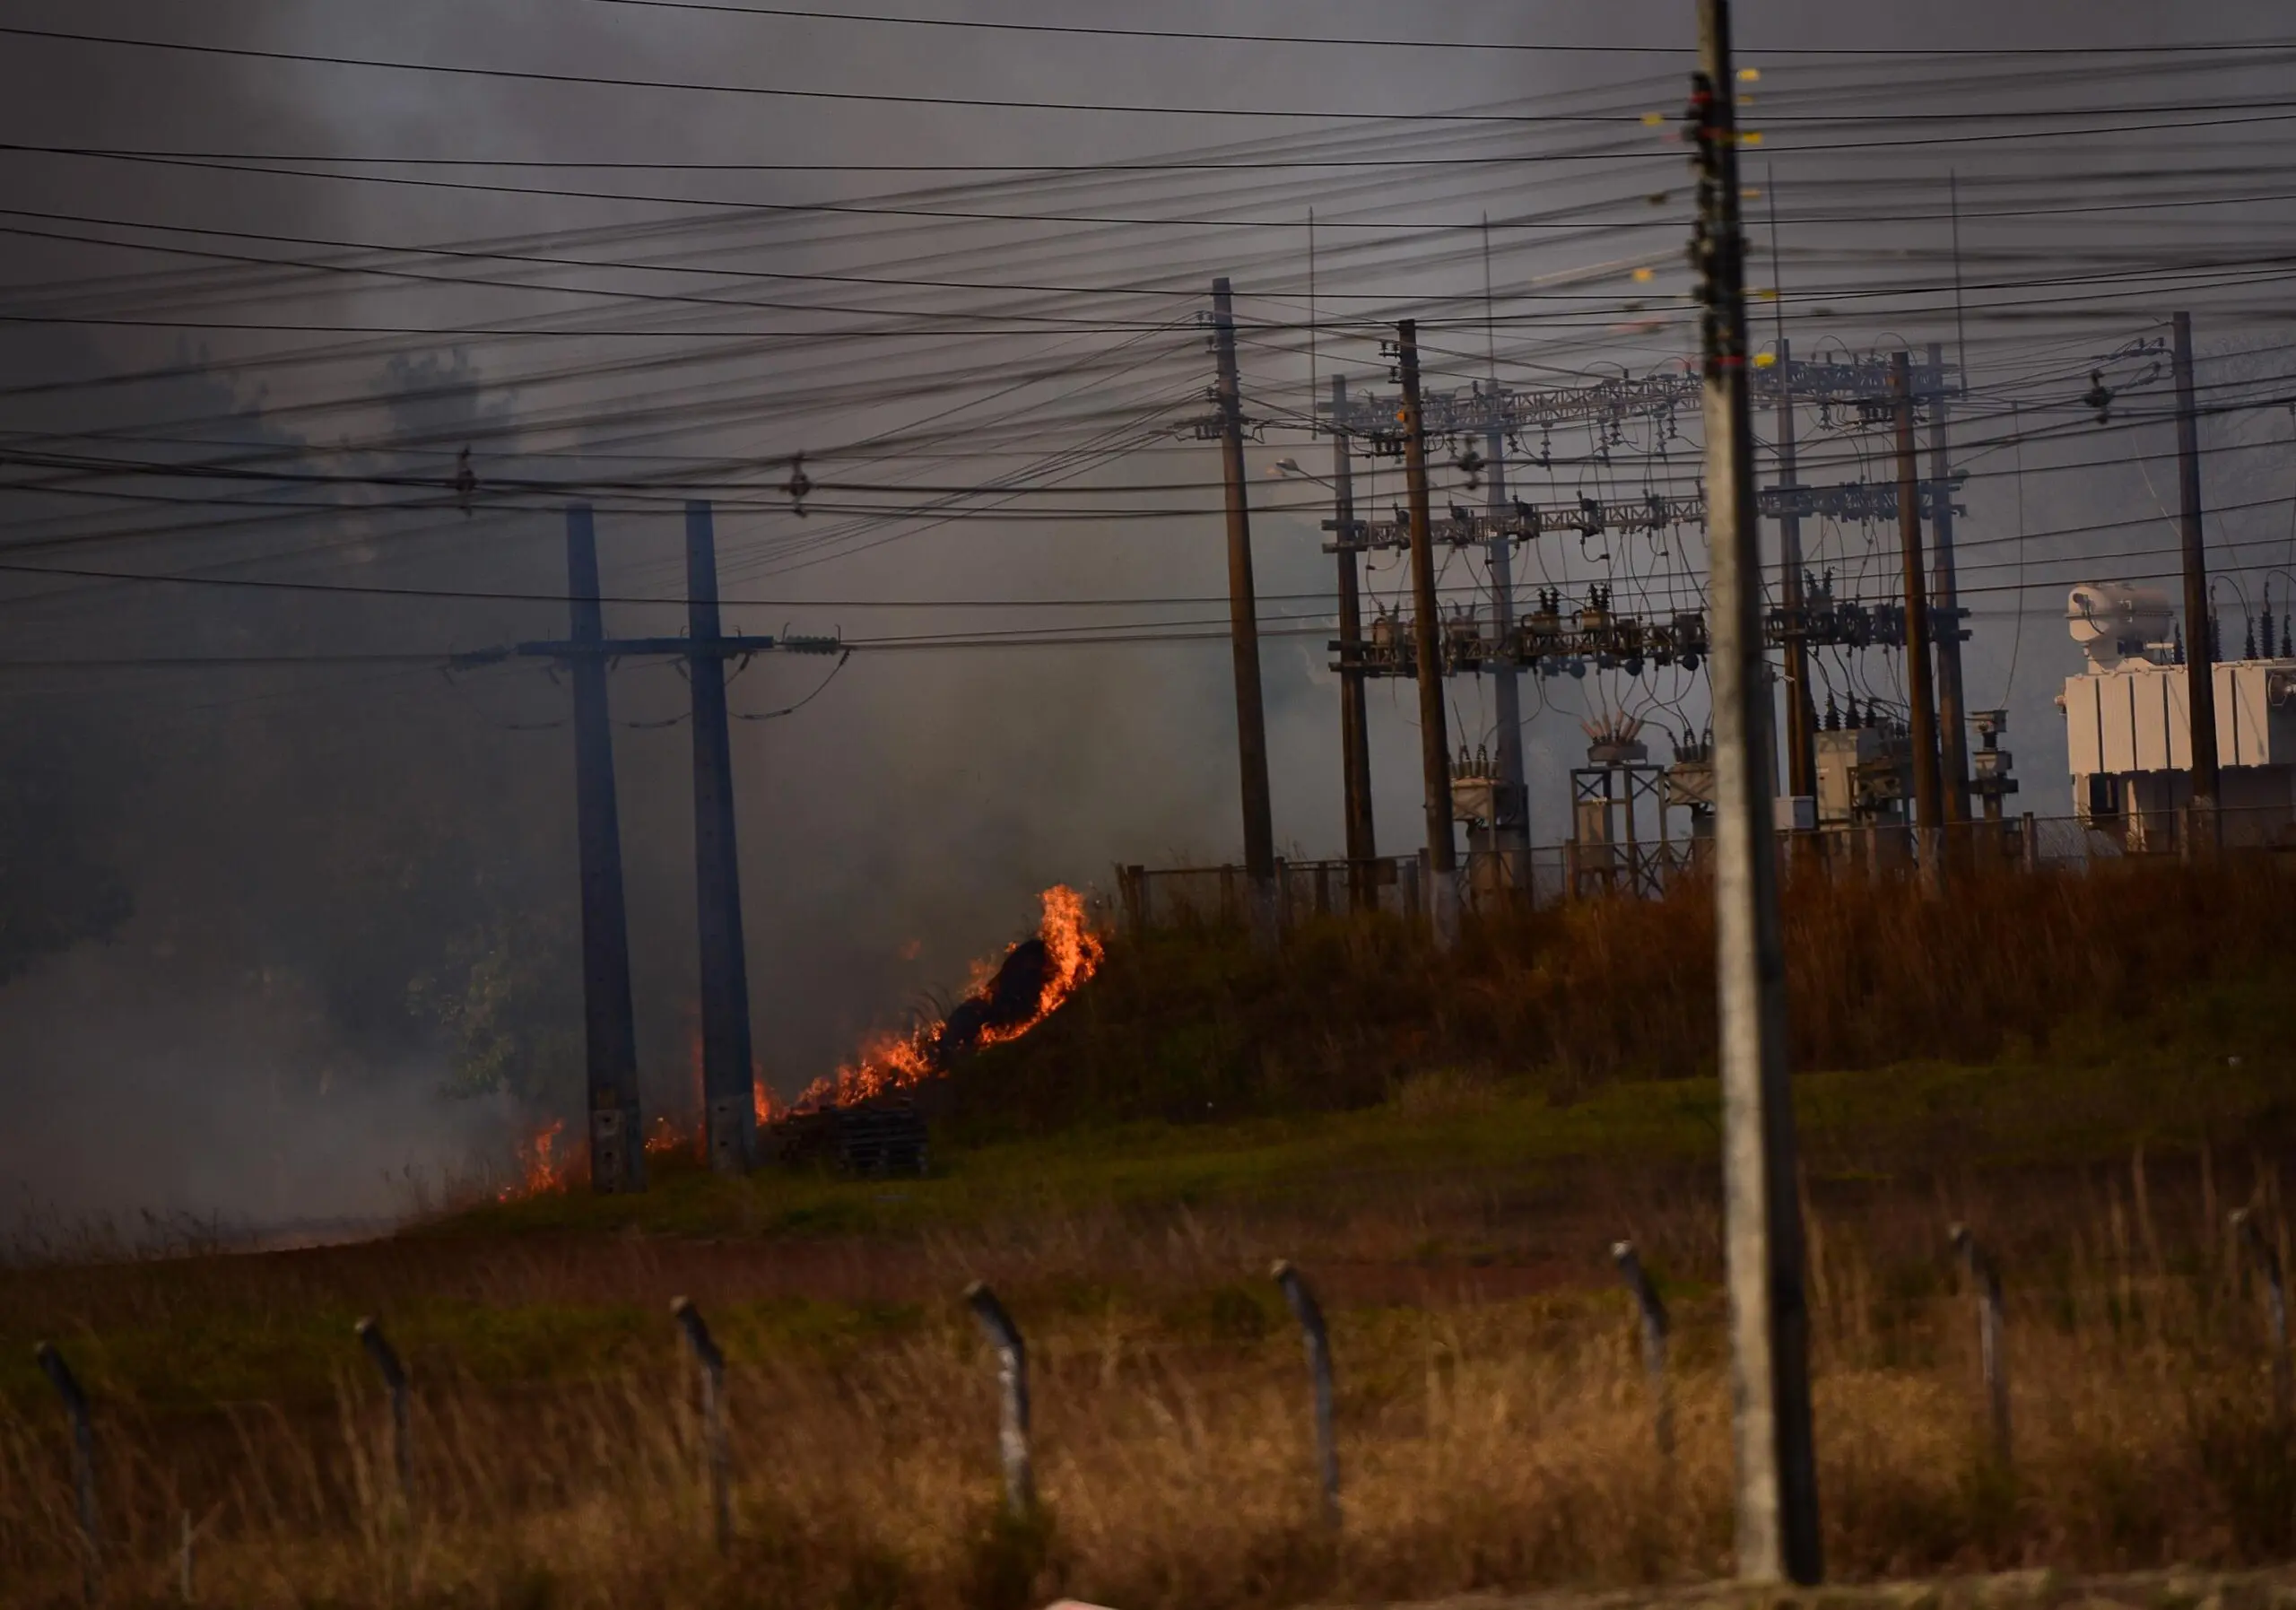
960, 857, 2296, 1129
4, 1170, 2292, 1610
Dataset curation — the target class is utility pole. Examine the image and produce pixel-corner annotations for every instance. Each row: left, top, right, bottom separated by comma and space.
1771, 339, 1815, 800
1891, 352, 1945, 890
1396, 320, 1458, 949
1691, 2, 1822, 1583
1211, 277, 1280, 944
1926, 342, 1970, 824
565, 506, 644, 1193
1484, 404, 1531, 889
1330, 375, 1378, 908
685, 500, 758, 1174
2172, 310, 2219, 845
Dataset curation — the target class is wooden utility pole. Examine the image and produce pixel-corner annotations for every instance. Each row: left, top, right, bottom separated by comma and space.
1927, 343, 1970, 824
686, 500, 757, 1174
1330, 375, 1378, 908
1771, 340, 1815, 800
1484, 408, 1531, 887
1692, 0, 1822, 1582
2172, 310, 2219, 844
1892, 352, 1945, 891
564, 505, 644, 1193
1211, 277, 1279, 943
1396, 320, 1458, 948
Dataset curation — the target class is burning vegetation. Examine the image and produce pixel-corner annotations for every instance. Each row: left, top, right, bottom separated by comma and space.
496, 884, 1102, 1197
794, 883, 1103, 1112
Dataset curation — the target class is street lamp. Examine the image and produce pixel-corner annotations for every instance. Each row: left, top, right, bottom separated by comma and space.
1270, 457, 1334, 489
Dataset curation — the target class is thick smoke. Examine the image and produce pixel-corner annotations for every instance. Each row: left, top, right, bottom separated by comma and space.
0, 0, 2287, 1233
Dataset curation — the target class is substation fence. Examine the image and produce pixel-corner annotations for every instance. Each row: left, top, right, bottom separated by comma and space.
1116, 807, 2296, 935
22, 1221, 2293, 1597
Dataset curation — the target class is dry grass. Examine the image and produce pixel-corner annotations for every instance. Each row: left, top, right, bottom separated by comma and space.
958, 858, 2296, 1129
4, 1164, 2293, 1610
6, 859, 2295, 1607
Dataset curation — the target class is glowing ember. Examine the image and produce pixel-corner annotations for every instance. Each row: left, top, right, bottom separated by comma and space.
500, 1117, 572, 1200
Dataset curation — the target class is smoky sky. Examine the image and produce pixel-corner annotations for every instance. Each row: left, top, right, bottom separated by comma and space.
0, 0, 2289, 1231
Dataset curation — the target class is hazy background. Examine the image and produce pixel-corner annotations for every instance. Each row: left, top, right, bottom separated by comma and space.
0, 0, 2288, 1231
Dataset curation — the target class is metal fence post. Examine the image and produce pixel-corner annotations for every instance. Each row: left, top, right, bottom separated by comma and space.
963, 1283, 1035, 1519
1612, 1240, 1674, 1458
352, 1318, 413, 1512
2232, 1208, 2292, 1421
34, 1342, 100, 1604
1271, 1260, 1340, 1530
1949, 1225, 2012, 1463
671, 1297, 733, 1551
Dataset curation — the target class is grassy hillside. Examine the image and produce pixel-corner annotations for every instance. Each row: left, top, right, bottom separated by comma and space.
4, 861, 2294, 1608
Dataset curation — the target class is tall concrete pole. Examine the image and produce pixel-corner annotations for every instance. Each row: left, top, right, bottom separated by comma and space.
1693, 1, 1822, 1582
1771, 340, 1815, 799
566, 505, 644, 1193
2173, 310, 2219, 839
1397, 321, 1458, 948
685, 500, 757, 1175
1891, 352, 1944, 889
1926, 342, 1970, 823
1485, 413, 1531, 884
1211, 277, 1280, 943
1330, 375, 1378, 908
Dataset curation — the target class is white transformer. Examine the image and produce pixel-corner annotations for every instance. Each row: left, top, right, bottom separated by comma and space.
2058, 581, 2296, 845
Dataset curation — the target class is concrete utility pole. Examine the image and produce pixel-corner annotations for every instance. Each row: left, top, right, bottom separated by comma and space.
1396, 321, 1459, 948
1211, 277, 1280, 944
564, 506, 644, 1193
2172, 310, 2219, 841
1771, 339, 1815, 799
1330, 375, 1378, 908
1891, 352, 1945, 889
1926, 342, 1970, 823
1484, 404, 1531, 886
1692, 0, 1823, 1582
685, 500, 758, 1174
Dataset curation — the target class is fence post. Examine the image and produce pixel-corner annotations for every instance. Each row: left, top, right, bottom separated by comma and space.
1611, 1240, 1674, 1458
671, 1297, 733, 1552
1949, 1225, 2012, 1463
962, 1283, 1036, 1518
2019, 812, 2038, 875
34, 1342, 100, 1604
352, 1317, 413, 1512
2231, 1208, 2292, 1421
1271, 1260, 1340, 1530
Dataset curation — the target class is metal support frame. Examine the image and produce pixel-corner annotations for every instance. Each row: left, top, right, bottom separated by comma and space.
2173, 311, 2220, 843
1272, 1260, 1340, 1530
35, 1341, 100, 1604
353, 1318, 413, 1510
1612, 1240, 1675, 1458
1949, 1225, 2013, 1464
1330, 375, 1378, 909
672, 1296, 734, 1552
964, 1283, 1036, 1519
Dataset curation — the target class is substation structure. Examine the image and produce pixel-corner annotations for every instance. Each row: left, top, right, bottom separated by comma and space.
1288, 345, 1995, 903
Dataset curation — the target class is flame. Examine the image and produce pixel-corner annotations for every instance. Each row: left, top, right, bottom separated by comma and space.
496, 885, 1103, 1197
499, 1117, 571, 1200
795, 883, 1103, 1113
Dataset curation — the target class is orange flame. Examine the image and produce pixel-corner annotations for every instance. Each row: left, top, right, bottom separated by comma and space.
499, 1117, 571, 1200
795, 883, 1103, 1113
497, 885, 1103, 1195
